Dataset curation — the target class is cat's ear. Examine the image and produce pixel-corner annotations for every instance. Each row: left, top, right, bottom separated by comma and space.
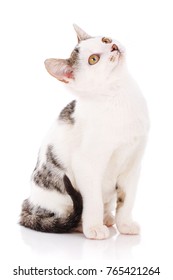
73, 24, 91, 42
44, 59, 74, 83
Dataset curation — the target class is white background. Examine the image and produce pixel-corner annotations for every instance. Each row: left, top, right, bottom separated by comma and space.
1, 0, 173, 279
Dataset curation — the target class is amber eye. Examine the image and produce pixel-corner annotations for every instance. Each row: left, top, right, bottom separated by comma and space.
102, 37, 112, 44
88, 54, 100, 65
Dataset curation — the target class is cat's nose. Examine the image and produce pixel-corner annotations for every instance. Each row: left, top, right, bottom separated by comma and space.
111, 44, 119, 52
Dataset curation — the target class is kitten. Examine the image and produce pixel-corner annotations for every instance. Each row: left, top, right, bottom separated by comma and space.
20, 24, 149, 239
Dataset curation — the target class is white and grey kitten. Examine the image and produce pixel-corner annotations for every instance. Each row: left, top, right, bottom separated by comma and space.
20, 25, 149, 239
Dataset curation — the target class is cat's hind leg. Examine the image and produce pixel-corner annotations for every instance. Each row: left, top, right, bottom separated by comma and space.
20, 175, 83, 233
20, 145, 82, 233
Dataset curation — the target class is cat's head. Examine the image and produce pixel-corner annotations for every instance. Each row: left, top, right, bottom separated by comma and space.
45, 25, 126, 95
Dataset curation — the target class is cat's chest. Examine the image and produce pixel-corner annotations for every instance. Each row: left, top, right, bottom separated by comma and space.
75, 93, 149, 144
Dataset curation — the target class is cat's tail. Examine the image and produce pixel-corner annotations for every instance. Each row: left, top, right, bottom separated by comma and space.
20, 175, 83, 233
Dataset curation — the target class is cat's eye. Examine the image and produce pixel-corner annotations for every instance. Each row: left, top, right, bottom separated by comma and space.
102, 37, 112, 44
88, 54, 100, 65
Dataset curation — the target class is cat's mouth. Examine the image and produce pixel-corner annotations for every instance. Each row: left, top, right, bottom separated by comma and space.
109, 51, 121, 63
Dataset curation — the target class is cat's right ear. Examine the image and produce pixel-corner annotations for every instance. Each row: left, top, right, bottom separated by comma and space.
73, 24, 91, 42
44, 59, 74, 83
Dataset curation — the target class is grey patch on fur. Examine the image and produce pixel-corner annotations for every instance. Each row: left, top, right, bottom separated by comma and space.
20, 199, 57, 231
46, 145, 64, 169
67, 47, 80, 66
59, 100, 76, 124
33, 164, 65, 193
33, 146, 65, 193
116, 185, 126, 210
23, 199, 54, 219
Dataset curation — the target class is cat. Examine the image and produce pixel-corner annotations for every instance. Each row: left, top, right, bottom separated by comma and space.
20, 24, 149, 239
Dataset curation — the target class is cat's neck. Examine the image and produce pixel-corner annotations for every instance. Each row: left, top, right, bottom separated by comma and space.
69, 64, 135, 101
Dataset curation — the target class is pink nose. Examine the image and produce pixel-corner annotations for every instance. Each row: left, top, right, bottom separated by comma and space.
111, 44, 119, 52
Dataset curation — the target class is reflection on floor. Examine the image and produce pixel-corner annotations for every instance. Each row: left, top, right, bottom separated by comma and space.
20, 225, 141, 260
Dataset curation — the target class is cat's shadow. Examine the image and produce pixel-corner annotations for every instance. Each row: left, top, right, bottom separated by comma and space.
20, 226, 140, 260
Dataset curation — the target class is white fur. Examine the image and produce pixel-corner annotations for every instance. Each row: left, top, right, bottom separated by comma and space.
30, 30, 149, 239
30, 182, 73, 217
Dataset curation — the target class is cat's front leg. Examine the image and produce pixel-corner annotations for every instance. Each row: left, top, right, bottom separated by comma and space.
115, 140, 147, 235
72, 151, 111, 240
104, 200, 116, 227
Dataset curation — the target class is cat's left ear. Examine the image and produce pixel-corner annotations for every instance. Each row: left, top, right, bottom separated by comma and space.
73, 24, 91, 42
44, 59, 74, 83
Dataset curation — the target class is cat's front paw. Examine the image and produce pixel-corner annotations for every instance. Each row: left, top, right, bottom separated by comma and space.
116, 221, 140, 235
104, 214, 115, 227
84, 225, 109, 240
